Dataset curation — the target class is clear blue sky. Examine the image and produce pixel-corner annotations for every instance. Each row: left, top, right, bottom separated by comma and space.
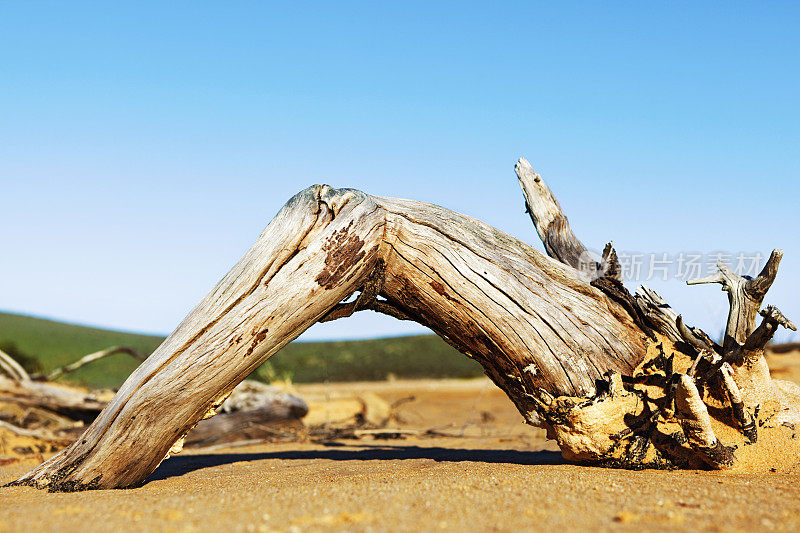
1, 2, 798, 342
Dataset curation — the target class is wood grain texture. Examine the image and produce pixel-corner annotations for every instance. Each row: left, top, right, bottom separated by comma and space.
515, 161, 800, 471
374, 195, 647, 405
11, 159, 800, 487
687, 250, 783, 351
11, 183, 650, 490
515, 158, 593, 273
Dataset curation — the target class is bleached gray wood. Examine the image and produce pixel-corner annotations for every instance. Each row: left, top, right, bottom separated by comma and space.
633, 286, 683, 342
10, 160, 800, 488
373, 195, 646, 397
745, 305, 797, 351
11, 183, 649, 490
185, 382, 308, 448
218, 380, 308, 417
688, 250, 783, 352
0, 376, 106, 417
515, 158, 595, 275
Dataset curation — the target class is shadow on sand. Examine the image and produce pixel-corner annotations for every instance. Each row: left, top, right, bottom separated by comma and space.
146, 443, 564, 483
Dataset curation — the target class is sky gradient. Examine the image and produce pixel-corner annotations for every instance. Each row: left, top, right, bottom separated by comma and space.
1, 2, 798, 342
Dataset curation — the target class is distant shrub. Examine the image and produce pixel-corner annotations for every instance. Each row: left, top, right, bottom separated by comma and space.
254, 362, 294, 383
0, 340, 44, 374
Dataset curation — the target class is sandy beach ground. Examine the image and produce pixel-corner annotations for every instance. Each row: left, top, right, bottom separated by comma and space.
2, 349, 799, 532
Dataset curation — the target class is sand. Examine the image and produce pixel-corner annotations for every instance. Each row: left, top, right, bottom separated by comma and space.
2, 350, 800, 532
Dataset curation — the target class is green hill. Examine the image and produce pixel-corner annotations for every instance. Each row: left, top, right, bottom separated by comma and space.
0, 311, 482, 389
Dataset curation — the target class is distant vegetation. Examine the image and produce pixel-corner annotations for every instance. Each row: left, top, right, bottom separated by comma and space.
257, 335, 482, 383
0, 311, 482, 389
0, 340, 43, 374
0, 312, 164, 388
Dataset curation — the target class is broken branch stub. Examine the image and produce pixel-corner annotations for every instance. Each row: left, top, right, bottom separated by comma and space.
11, 160, 800, 491
687, 250, 783, 352
516, 158, 595, 277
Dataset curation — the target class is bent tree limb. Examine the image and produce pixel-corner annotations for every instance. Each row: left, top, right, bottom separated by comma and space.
12, 162, 800, 491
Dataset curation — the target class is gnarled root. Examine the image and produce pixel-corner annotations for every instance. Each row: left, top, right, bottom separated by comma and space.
517, 159, 800, 472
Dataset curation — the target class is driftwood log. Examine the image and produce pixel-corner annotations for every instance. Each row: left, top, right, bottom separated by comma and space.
0, 371, 308, 460
0, 376, 109, 423
182, 380, 308, 448
10, 158, 800, 491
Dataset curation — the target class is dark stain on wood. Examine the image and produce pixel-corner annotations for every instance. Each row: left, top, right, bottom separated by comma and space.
246, 328, 269, 356
315, 222, 367, 289
429, 280, 457, 303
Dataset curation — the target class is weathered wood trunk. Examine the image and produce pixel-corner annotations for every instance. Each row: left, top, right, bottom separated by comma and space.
10, 161, 799, 491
